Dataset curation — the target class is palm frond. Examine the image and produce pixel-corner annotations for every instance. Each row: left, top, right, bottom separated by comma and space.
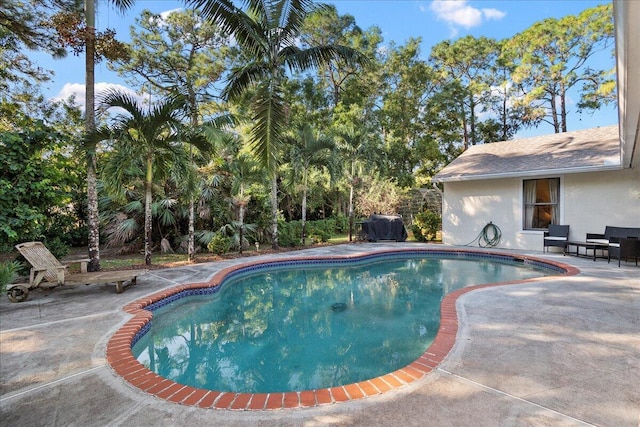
187, 0, 265, 56
123, 200, 144, 214
227, 152, 262, 195
249, 84, 286, 173
222, 62, 271, 101
283, 45, 369, 74
96, 88, 145, 124
194, 229, 217, 245
111, 0, 136, 14
105, 216, 140, 249
193, 114, 238, 157
156, 204, 177, 227
85, 124, 112, 155
185, 0, 239, 33
277, 0, 318, 41
101, 137, 145, 200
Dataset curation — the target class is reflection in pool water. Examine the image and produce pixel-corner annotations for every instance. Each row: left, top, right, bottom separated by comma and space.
132, 255, 553, 393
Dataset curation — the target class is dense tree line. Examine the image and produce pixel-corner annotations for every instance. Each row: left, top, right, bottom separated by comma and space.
0, 1, 614, 263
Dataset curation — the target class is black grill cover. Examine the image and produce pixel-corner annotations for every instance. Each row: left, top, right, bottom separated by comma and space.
361, 214, 408, 242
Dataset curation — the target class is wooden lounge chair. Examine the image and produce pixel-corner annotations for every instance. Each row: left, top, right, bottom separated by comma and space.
8, 242, 147, 302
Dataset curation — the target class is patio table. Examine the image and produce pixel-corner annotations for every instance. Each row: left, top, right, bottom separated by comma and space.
565, 241, 609, 261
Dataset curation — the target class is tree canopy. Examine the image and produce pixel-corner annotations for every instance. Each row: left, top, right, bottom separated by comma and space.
0, 1, 616, 257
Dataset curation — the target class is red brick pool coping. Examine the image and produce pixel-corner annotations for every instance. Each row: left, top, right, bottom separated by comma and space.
106, 248, 579, 410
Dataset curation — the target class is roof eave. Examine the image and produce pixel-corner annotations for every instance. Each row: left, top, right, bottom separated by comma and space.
433, 164, 624, 183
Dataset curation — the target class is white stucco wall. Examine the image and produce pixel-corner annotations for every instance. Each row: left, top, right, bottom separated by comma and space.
563, 167, 640, 240
441, 167, 640, 251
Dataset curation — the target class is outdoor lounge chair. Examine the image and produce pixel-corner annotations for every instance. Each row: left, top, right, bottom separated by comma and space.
8, 241, 147, 302
543, 224, 570, 253
608, 237, 640, 267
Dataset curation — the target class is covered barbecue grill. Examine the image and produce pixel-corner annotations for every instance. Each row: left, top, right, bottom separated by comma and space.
361, 214, 408, 242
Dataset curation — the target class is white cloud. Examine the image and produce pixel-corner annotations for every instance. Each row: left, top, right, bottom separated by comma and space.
482, 8, 506, 20
147, 8, 183, 27
53, 83, 87, 109
52, 82, 143, 112
429, 0, 506, 31
160, 8, 183, 21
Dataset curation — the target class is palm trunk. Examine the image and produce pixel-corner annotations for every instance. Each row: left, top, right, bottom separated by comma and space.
87, 153, 100, 271
144, 156, 153, 265
301, 168, 308, 246
238, 202, 245, 254
85, 0, 99, 272
271, 173, 278, 249
348, 161, 355, 242
187, 97, 198, 262
188, 199, 195, 261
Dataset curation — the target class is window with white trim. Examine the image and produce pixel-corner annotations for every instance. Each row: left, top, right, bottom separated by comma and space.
523, 178, 560, 230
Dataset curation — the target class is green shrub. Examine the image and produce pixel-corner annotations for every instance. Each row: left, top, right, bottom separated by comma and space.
277, 221, 301, 247
412, 209, 442, 242
0, 261, 22, 294
43, 236, 69, 259
207, 233, 231, 255
307, 221, 331, 242
332, 214, 349, 233
274, 216, 354, 246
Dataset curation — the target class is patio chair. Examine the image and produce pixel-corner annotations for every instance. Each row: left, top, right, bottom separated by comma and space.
608, 237, 640, 267
543, 224, 570, 253
9, 241, 147, 302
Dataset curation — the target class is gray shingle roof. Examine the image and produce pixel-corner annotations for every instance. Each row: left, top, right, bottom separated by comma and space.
432, 125, 621, 182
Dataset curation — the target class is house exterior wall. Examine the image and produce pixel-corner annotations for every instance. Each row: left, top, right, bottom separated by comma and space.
441, 167, 640, 251
563, 167, 640, 240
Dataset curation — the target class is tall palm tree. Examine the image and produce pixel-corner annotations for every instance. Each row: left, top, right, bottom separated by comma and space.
185, 113, 236, 258
85, 0, 135, 271
187, 0, 367, 249
286, 124, 333, 245
95, 90, 209, 265
224, 151, 262, 254
335, 126, 366, 241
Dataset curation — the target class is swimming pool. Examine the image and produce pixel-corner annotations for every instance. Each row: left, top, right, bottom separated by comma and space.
107, 249, 577, 409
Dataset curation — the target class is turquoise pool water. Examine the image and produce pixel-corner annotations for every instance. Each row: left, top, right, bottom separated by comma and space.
132, 254, 554, 393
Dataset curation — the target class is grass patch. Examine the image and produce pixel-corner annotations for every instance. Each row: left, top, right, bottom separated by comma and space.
328, 235, 350, 244
101, 253, 189, 269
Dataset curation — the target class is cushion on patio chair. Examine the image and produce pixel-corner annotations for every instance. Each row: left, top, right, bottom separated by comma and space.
543, 224, 570, 252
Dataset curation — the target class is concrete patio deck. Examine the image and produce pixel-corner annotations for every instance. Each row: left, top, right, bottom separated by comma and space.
1, 243, 638, 426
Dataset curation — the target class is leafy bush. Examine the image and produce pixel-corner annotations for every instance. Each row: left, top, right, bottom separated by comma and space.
0, 261, 22, 294
332, 214, 349, 233
277, 221, 301, 247
273, 216, 367, 247
43, 236, 70, 259
412, 209, 442, 242
207, 233, 231, 255
0, 124, 85, 251
307, 221, 331, 242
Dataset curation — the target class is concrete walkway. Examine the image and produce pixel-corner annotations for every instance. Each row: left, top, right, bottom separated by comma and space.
1, 243, 638, 426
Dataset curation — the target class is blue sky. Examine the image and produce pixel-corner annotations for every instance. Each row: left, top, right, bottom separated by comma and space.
34, 0, 616, 138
